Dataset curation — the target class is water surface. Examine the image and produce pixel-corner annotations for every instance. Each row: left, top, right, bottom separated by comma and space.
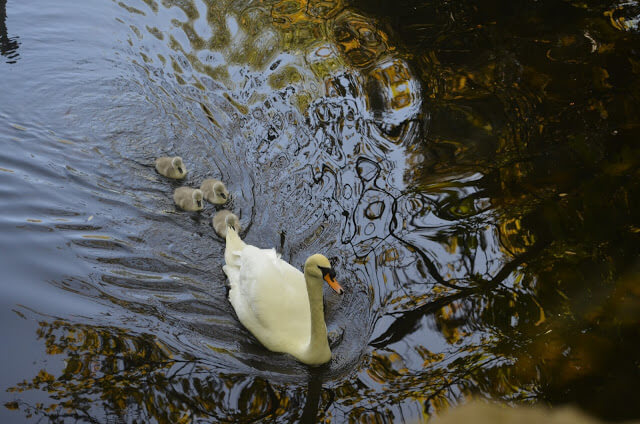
1, 0, 639, 422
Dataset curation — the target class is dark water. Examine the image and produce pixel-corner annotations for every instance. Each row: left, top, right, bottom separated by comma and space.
1, 0, 638, 422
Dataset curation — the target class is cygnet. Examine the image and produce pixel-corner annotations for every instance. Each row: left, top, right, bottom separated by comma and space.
212, 210, 241, 237
201, 178, 229, 204
173, 187, 204, 211
155, 156, 187, 179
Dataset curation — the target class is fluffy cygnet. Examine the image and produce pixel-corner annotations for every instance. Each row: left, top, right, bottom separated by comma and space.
173, 187, 204, 211
212, 210, 241, 238
201, 178, 229, 204
155, 156, 187, 179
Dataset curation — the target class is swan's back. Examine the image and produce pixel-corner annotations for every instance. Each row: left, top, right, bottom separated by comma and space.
223, 228, 311, 353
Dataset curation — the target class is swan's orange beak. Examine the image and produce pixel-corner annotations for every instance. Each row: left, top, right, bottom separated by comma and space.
324, 274, 344, 295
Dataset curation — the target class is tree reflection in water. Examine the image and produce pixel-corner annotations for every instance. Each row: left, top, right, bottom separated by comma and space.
354, 0, 640, 420
5, 318, 304, 422
0, 0, 20, 63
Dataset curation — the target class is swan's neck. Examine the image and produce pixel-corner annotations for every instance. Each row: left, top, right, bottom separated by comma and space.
301, 276, 331, 364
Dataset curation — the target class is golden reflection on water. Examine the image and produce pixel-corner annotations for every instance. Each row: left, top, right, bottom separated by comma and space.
123, 0, 421, 127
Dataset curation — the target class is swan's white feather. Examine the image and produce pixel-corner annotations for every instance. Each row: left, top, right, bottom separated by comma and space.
223, 227, 331, 363
226, 244, 310, 352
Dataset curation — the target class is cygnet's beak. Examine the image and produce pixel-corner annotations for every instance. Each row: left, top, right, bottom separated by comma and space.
324, 273, 344, 295
197, 200, 202, 208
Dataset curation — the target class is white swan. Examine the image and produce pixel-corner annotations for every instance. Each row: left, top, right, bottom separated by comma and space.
155, 156, 187, 179
223, 227, 343, 365
173, 187, 203, 211
201, 178, 229, 204
212, 210, 241, 238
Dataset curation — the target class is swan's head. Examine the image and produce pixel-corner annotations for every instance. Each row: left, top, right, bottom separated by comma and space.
171, 157, 187, 177
193, 189, 204, 209
213, 181, 229, 203
304, 254, 343, 295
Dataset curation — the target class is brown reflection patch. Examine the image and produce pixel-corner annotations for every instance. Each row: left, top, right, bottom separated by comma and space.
368, 59, 415, 110
331, 10, 389, 69
306, 0, 344, 19
498, 217, 535, 257
271, 0, 310, 29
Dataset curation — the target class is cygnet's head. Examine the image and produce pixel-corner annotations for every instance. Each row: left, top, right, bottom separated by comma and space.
213, 181, 229, 202
304, 254, 343, 295
172, 157, 186, 176
212, 210, 240, 237
225, 213, 240, 232
193, 189, 204, 208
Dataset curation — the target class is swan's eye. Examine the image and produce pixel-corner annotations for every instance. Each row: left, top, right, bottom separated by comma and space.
318, 266, 335, 279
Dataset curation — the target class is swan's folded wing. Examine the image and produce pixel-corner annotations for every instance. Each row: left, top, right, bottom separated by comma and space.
233, 246, 311, 350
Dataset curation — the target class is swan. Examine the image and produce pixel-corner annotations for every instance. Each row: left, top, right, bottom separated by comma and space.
223, 227, 344, 365
155, 156, 187, 179
201, 178, 229, 204
212, 210, 241, 238
173, 187, 204, 211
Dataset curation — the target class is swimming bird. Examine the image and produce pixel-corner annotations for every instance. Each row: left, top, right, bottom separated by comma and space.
173, 187, 204, 211
155, 156, 187, 179
212, 210, 241, 238
201, 178, 229, 204
223, 227, 343, 365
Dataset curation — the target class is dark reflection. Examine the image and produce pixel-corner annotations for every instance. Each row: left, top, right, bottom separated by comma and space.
300, 371, 324, 423
0, 0, 19, 63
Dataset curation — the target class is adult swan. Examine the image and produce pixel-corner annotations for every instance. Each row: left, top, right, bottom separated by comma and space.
223, 227, 344, 365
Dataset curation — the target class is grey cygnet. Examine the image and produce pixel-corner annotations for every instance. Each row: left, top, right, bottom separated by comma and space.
155, 156, 187, 179
201, 178, 229, 204
212, 210, 241, 237
173, 187, 204, 211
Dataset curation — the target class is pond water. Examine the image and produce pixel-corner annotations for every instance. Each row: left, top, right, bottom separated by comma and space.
1, 0, 639, 422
